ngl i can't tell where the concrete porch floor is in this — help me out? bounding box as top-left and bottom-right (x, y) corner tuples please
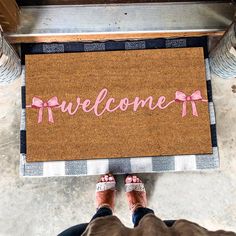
(0, 71), (235, 235)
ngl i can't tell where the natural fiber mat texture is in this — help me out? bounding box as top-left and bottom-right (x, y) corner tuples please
(25, 47), (211, 162)
(20, 37), (219, 176)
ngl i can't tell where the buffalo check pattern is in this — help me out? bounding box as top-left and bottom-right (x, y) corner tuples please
(20, 37), (219, 177)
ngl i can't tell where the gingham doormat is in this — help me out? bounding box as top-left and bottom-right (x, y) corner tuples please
(20, 37), (219, 177)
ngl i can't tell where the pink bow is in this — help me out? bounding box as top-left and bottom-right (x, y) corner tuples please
(175, 90), (203, 117)
(32, 96), (59, 123)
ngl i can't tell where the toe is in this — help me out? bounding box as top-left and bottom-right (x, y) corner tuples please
(109, 176), (114, 181)
(126, 175), (133, 183)
(132, 176), (137, 183)
(138, 177), (143, 183)
(104, 175), (109, 181)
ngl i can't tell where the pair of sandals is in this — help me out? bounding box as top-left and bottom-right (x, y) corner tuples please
(96, 174), (147, 212)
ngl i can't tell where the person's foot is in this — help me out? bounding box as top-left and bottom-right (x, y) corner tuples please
(125, 175), (147, 212)
(96, 174), (116, 211)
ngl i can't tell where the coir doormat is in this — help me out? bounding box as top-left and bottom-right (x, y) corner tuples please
(25, 47), (212, 162)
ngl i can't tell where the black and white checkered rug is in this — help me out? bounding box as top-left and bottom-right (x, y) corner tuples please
(20, 36), (219, 177)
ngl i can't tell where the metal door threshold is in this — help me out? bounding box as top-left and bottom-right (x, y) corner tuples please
(7, 2), (235, 43)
